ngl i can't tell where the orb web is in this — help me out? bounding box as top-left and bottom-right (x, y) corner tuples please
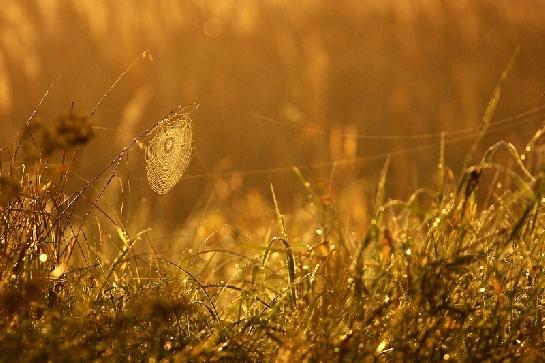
(144, 108), (193, 194)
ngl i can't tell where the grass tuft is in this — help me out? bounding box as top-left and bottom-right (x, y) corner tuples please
(3, 96), (545, 361)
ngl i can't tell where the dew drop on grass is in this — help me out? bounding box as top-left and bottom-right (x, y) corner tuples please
(39, 253), (48, 262)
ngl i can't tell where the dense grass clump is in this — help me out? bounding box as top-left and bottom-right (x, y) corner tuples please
(2, 105), (545, 362)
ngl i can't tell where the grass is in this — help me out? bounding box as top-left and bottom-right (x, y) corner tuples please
(2, 92), (545, 362)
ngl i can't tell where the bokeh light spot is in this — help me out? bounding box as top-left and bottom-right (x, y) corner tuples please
(203, 18), (223, 38)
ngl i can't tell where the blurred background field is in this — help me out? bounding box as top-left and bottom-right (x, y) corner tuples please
(1, 0), (545, 236)
(4, 2), (545, 359)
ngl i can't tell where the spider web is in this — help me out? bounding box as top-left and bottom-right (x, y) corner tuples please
(144, 108), (193, 194)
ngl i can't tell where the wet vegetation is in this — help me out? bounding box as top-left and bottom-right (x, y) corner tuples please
(2, 1), (545, 361)
(2, 86), (545, 361)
